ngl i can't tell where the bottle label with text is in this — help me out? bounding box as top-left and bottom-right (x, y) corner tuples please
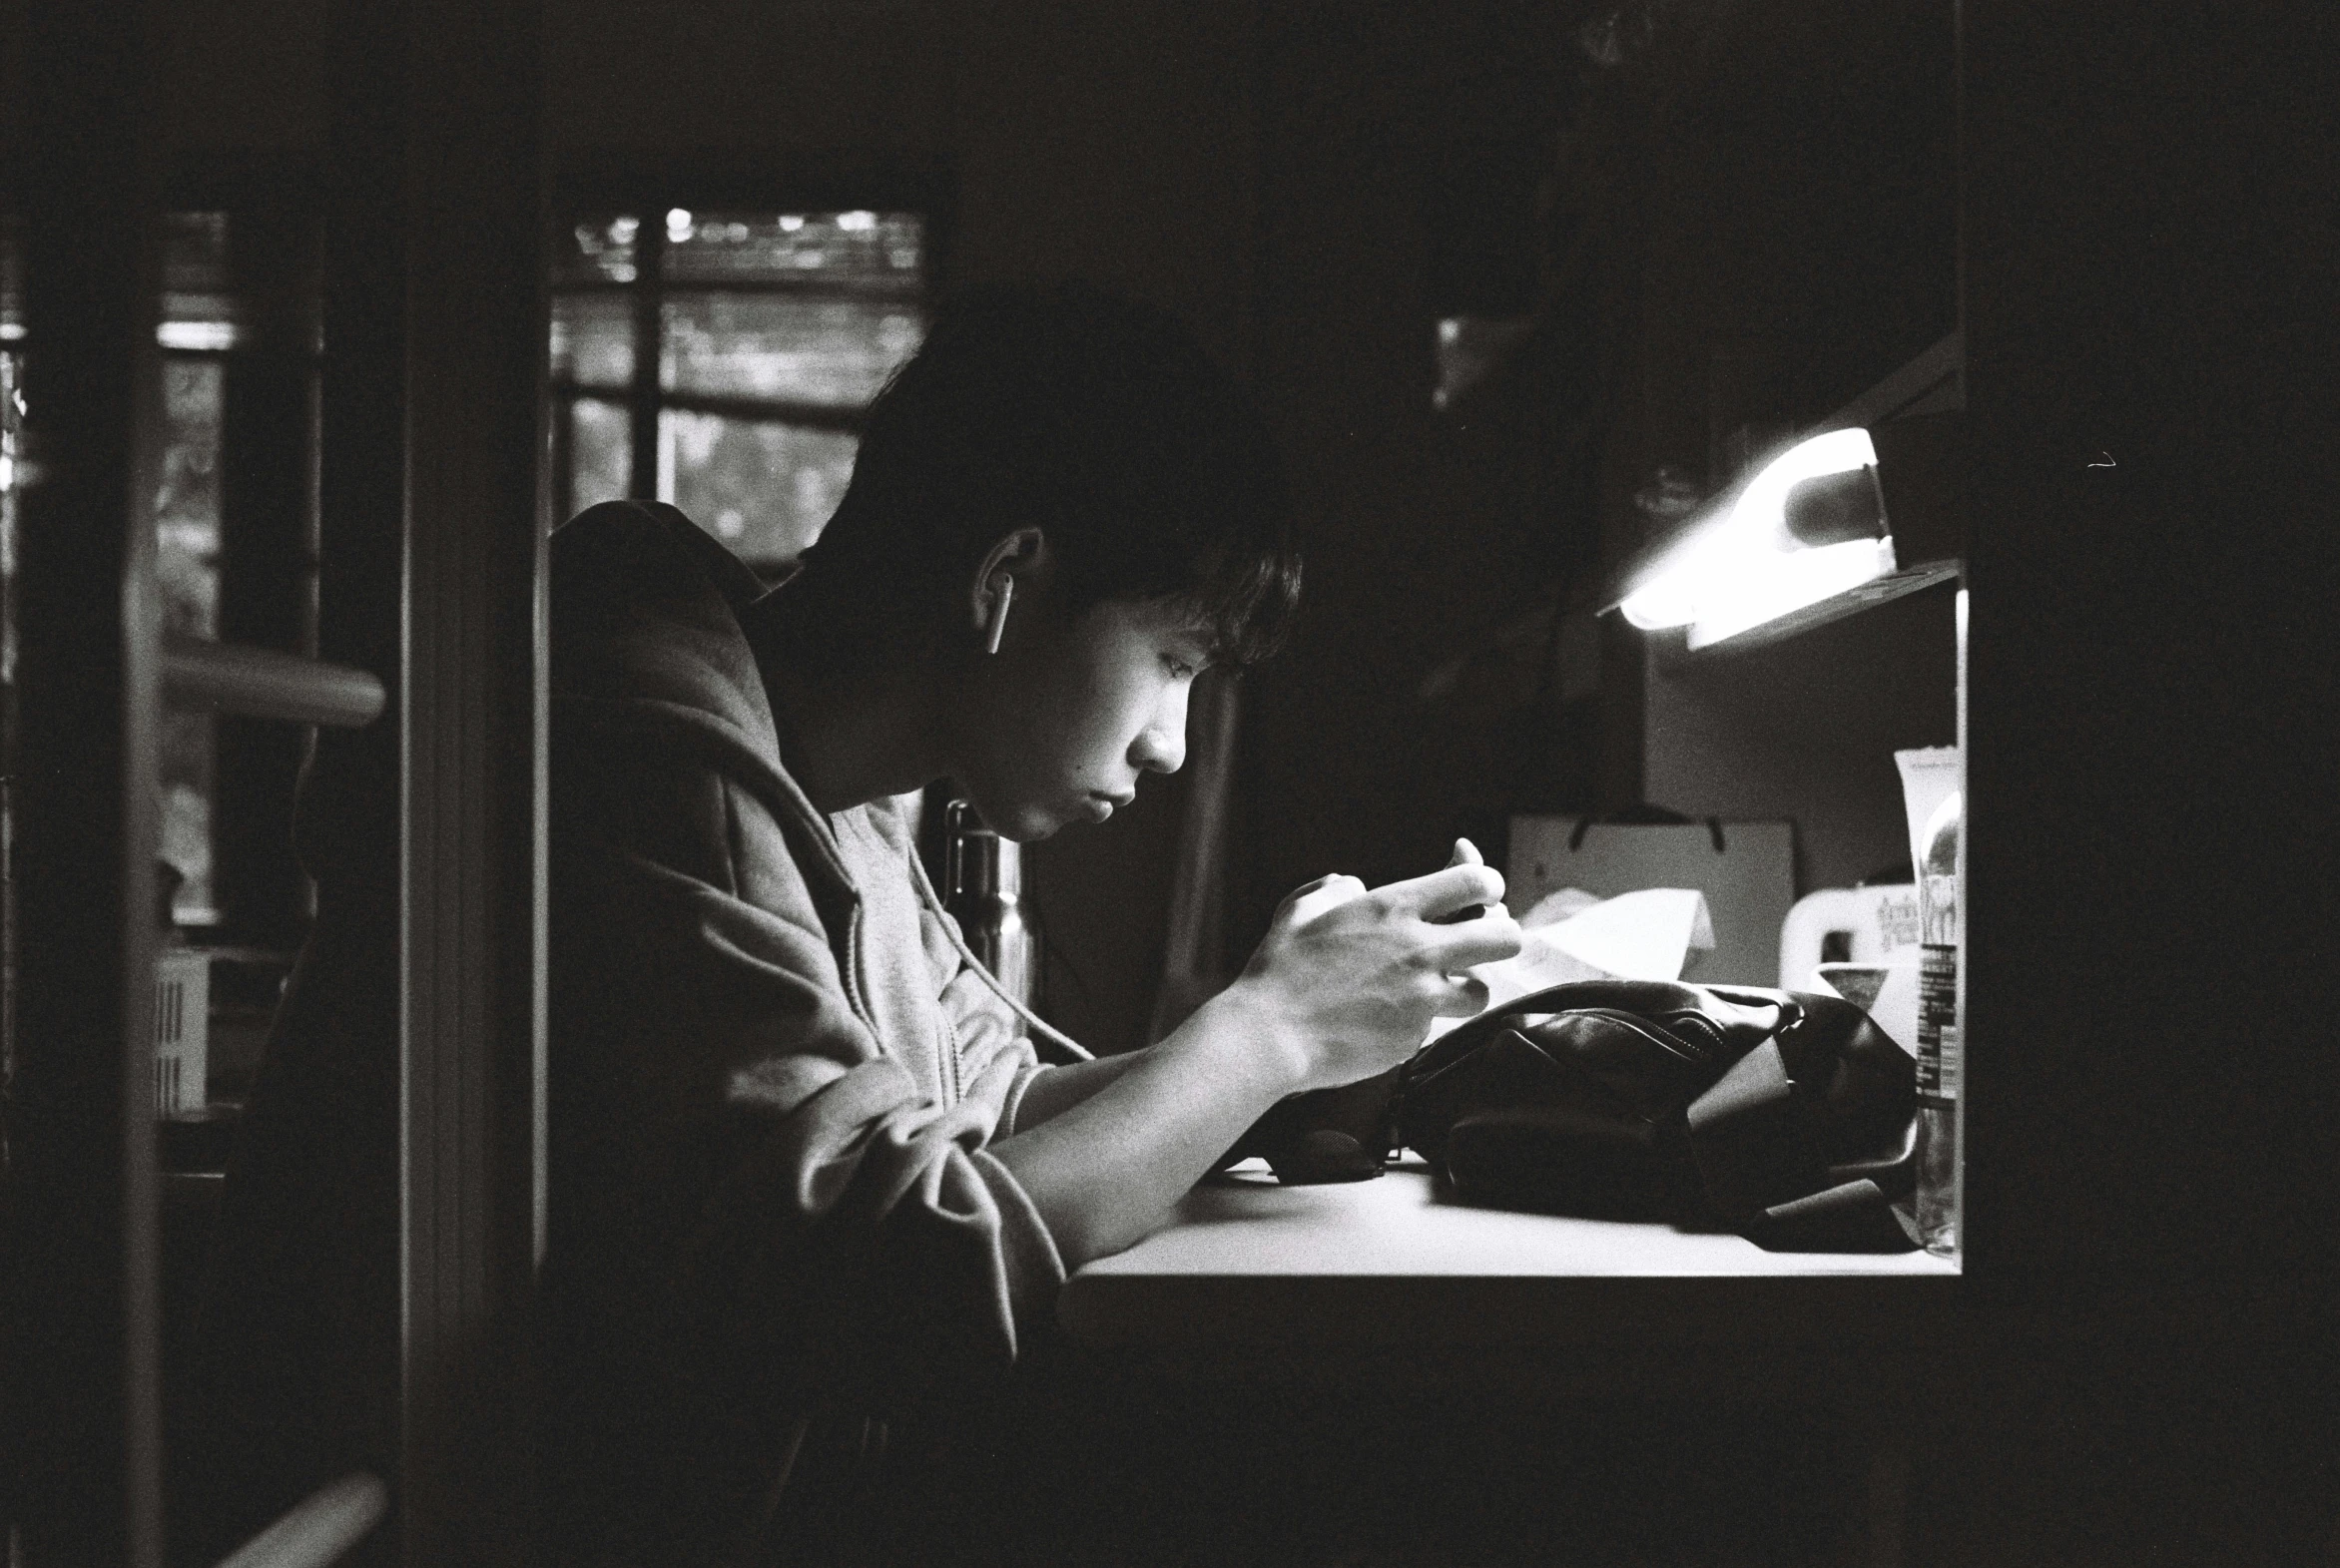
(1916, 942), (1960, 1102)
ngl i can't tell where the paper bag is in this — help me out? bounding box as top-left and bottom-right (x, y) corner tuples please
(1506, 814), (1796, 987)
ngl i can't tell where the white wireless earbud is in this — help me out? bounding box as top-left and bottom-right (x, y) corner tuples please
(982, 573), (1015, 655)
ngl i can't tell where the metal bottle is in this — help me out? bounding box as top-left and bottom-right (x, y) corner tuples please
(942, 798), (1041, 1011)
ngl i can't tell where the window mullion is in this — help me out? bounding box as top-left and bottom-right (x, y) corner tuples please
(549, 392), (575, 525)
(627, 222), (664, 502)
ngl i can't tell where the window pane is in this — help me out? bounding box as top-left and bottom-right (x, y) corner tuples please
(2, 320), (18, 1049)
(159, 711), (217, 923)
(157, 358), (223, 639)
(550, 290), (635, 388)
(659, 411), (856, 565)
(567, 396), (632, 514)
(160, 211), (240, 351)
(1, 210), (23, 345)
(662, 292), (923, 407)
(156, 356), (223, 921)
(556, 213), (641, 285)
(662, 210), (923, 290)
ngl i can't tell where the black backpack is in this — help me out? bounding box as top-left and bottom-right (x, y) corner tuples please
(1218, 980), (1922, 1253)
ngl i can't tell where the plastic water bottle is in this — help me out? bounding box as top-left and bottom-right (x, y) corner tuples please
(1913, 785), (1962, 1257)
(942, 798), (1041, 1011)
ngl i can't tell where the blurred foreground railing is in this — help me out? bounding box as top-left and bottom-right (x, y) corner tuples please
(213, 1474), (388, 1568)
(163, 635), (387, 729)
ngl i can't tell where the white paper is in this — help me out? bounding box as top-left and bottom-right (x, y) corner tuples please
(1429, 887), (1715, 1039)
(1809, 950), (1922, 1059)
(1506, 814), (1795, 987)
(1866, 954), (1922, 1058)
(1543, 887), (1714, 982)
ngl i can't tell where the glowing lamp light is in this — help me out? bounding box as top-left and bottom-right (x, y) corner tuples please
(1616, 426), (1894, 649)
(1680, 536), (1897, 647)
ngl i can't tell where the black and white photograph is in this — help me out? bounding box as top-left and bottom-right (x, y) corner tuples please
(0, 2), (2330, 1564)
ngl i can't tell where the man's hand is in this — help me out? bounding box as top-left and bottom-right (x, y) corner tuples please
(1229, 838), (1522, 1094)
(989, 842), (1518, 1265)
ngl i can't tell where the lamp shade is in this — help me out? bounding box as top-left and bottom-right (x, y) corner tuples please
(1606, 410), (1964, 652)
(1615, 427), (1892, 644)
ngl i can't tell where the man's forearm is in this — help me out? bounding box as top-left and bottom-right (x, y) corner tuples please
(1006, 1049), (1150, 1132)
(984, 982), (1305, 1268)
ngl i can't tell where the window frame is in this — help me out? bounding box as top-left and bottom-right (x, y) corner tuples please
(547, 158), (954, 558)
(149, 178), (328, 949)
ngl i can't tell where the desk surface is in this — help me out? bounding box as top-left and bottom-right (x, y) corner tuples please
(1059, 1161), (1955, 1355)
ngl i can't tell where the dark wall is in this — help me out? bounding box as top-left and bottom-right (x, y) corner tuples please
(1943, 6), (2334, 1562)
(939, 4), (1267, 1052)
(1236, 5), (1588, 951)
(1958, 0), (2334, 1332)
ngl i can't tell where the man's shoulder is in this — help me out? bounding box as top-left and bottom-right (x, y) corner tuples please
(553, 500), (765, 607)
(550, 501), (781, 751)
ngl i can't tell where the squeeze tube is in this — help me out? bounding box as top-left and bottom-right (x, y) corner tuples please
(1894, 747), (1961, 879)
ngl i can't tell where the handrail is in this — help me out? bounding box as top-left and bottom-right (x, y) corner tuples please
(212, 1473), (388, 1568)
(163, 635), (386, 728)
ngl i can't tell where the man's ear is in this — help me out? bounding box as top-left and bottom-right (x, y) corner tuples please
(967, 526), (1049, 640)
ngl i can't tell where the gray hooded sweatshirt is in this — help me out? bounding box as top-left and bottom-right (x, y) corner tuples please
(198, 499), (1088, 1565)
(540, 500), (1092, 1559)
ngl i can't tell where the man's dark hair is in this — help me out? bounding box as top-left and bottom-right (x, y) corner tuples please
(775, 279), (1301, 671)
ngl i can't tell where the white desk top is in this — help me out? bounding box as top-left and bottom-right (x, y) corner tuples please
(1058, 1161), (1955, 1354)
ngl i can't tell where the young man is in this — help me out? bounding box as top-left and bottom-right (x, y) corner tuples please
(542, 283), (1522, 1562)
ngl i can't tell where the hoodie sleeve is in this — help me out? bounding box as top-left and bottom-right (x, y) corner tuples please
(549, 720), (1064, 1412)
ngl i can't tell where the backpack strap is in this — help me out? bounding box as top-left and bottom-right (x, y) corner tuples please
(1685, 1041), (1921, 1253)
